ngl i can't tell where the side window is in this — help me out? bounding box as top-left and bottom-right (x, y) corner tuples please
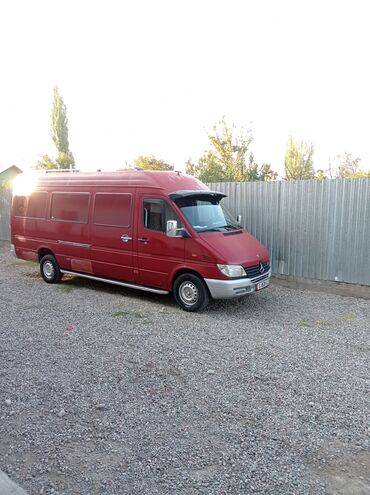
(27, 192), (47, 219)
(143, 199), (163, 232)
(143, 199), (182, 232)
(13, 192), (47, 219)
(14, 196), (28, 217)
(93, 193), (132, 227)
(51, 193), (89, 223)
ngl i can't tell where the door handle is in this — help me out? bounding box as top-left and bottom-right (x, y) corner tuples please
(121, 234), (132, 243)
(138, 237), (150, 244)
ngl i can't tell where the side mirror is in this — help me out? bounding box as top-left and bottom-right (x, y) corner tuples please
(236, 215), (242, 224)
(166, 220), (178, 237)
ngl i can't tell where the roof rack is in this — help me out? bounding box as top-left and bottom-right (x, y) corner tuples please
(44, 169), (81, 173)
(26, 169), (81, 174)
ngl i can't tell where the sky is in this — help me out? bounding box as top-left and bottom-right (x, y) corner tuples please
(0, 0), (369, 177)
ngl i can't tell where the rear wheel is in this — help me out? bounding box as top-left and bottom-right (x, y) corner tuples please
(40, 255), (63, 284)
(173, 273), (210, 312)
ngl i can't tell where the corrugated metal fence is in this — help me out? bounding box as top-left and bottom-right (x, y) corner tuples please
(0, 188), (11, 241)
(1, 180), (369, 286)
(208, 179), (370, 286)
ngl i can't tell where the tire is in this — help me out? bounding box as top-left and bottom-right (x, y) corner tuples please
(40, 254), (63, 284)
(173, 273), (210, 312)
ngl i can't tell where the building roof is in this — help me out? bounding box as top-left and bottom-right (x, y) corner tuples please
(0, 164), (23, 176)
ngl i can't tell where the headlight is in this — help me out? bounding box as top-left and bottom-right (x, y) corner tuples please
(217, 264), (245, 278)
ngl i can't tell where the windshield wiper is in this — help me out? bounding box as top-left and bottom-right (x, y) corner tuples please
(198, 225), (240, 232)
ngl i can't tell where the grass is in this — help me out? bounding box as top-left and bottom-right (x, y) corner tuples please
(61, 284), (78, 293)
(342, 312), (355, 320)
(12, 261), (36, 266)
(113, 310), (130, 317)
(314, 319), (333, 326)
(301, 312), (356, 329)
(113, 310), (143, 318)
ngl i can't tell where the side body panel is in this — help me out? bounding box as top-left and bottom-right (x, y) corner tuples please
(89, 189), (135, 282)
(11, 187), (92, 270)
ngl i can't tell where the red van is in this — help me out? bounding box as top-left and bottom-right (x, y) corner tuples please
(10, 169), (271, 311)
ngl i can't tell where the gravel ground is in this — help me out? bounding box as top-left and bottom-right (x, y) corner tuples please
(0, 241), (369, 495)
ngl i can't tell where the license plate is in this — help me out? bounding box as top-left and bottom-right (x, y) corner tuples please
(256, 279), (269, 291)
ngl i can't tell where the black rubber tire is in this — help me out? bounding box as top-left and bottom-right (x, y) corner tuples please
(173, 273), (210, 312)
(40, 254), (63, 284)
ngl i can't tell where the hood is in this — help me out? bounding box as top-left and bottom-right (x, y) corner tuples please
(199, 229), (269, 266)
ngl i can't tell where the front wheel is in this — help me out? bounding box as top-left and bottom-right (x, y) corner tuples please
(40, 254), (63, 284)
(173, 273), (210, 312)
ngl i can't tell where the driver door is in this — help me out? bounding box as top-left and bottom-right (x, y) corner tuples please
(135, 195), (185, 289)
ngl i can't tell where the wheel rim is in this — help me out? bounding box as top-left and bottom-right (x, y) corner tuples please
(179, 281), (199, 306)
(43, 261), (55, 279)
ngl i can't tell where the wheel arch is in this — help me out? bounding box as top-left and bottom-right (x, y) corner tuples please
(171, 267), (207, 291)
(38, 247), (56, 262)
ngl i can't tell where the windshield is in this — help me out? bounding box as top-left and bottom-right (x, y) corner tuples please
(174, 196), (240, 232)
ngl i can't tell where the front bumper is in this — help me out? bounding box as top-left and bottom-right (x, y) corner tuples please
(204, 270), (271, 299)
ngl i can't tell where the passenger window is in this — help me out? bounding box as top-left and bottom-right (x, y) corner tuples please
(143, 199), (163, 231)
(27, 192), (47, 218)
(14, 196), (28, 217)
(143, 199), (182, 232)
(93, 193), (132, 227)
(14, 192), (47, 219)
(51, 193), (89, 223)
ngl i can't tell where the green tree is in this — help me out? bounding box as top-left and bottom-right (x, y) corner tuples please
(186, 152), (224, 182)
(314, 169), (327, 180)
(51, 87), (75, 169)
(133, 155), (174, 171)
(185, 159), (195, 176)
(284, 135), (314, 180)
(351, 170), (370, 178)
(186, 118), (278, 182)
(35, 154), (57, 170)
(35, 87), (75, 170)
(259, 163), (278, 181)
(207, 118), (253, 181)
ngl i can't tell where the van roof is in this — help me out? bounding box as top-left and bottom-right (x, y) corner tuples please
(31, 169), (209, 195)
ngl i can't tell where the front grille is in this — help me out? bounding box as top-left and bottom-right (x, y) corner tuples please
(244, 261), (270, 279)
(250, 272), (270, 283)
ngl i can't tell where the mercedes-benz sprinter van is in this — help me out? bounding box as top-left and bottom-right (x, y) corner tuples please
(11, 169), (271, 311)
